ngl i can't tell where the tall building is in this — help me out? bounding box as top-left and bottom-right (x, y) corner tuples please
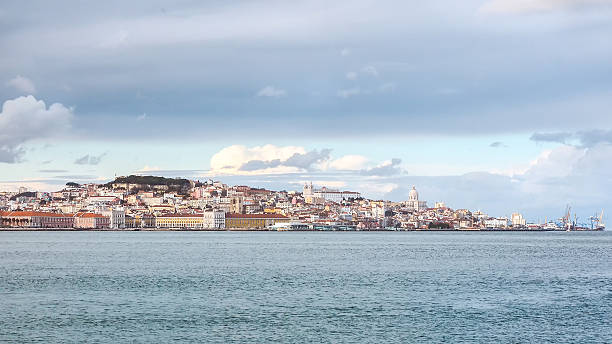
(203, 210), (225, 229)
(405, 186), (427, 211)
(511, 213), (526, 227)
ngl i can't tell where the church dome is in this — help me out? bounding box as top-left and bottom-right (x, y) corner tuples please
(408, 186), (418, 201)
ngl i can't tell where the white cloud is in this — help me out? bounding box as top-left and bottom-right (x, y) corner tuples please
(290, 180), (347, 189)
(6, 75), (36, 94)
(329, 155), (369, 170)
(257, 86), (287, 98)
(138, 165), (161, 172)
(0, 95), (73, 163)
(361, 158), (403, 176)
(345, 71), (358, 80)
(479, 0), (610, 14)
(137, 113), (147, 121)
(359, 182), (399, 195)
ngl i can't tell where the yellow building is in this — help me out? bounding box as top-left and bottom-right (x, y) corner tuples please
(156, 214), (204, 229)
(225, 213), (289, 230)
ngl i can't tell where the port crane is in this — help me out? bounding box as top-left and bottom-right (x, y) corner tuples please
(588, 210), (605, 230)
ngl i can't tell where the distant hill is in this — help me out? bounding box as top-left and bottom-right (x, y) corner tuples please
(106, 175), (192, 194)
(10, 192), (37, 200)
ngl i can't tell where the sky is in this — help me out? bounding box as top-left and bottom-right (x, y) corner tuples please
(1, 0), (612, 221)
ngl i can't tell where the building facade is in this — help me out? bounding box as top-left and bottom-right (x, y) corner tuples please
(203, 210), (225, 229)
(0, 211), (74, 228)
(74, 212), (110, 229)
(225, 213), (289, 229)
(156, 214), (204, 229)
(405, 186), (427, 211)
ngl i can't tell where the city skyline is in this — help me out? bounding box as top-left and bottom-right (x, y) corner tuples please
(2, 0), (612, 219)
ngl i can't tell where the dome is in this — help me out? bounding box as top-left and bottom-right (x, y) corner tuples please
(408, 186), (418, 201)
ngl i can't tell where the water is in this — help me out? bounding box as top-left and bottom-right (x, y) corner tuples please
(0, 231), (611, 343)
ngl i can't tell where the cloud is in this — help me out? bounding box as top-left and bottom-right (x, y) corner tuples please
(209, 145), (330, 175)
(361, 158), (403, 176)
(137, 113), (147, 120)
(239, 159), (282, 171)
(479, 0), (611, 14)
(290, 180), (348, 189)
(489, 141), (507, 148)
(284, 149), (331, 169)
(137, 165), (161, 172)
(530, 132), (573, 144)
(576, 129), (612, 147)
(340, 48), (351, 56)
(256, 86), (287, 98)
(530, 130), (612, 147)
(39, 169), (69, 173)
(329, 155), (369, 170)
(0, 95), (73, 163)
(74, 153), (106, 165)
(6, 75), (36, 94)
(345, 71), (358, 80)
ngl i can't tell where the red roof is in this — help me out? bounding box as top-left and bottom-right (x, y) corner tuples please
(225, 213), (288, 219)
(0, 211), (73, 218)
(156, 213), (203, 218)
(74, 212), (106, 218)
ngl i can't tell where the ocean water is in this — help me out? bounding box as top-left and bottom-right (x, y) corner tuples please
(0, 231), (610, 343)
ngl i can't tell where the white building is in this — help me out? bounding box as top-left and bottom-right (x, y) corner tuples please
(511, 213), (526, 227)
(405, 186), (427, 211)
(101, 208), (126, 229)
(484, 217), (509, 228)
(203, 210), (225, 229)
(303, 183), (361, 204)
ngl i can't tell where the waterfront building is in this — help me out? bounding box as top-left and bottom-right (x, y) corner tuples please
(108, 208), (125, 229)
(0, 211), (74, 228)
(225, 213), (289, 229)
(74, 212), (110, 229)
(484, 217), (509, 229)
(155, 214), (204, 229)
(203, 210), (225, 229)
(511, 213), (526, 227)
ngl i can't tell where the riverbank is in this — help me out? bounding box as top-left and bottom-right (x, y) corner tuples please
(1, 227), (602, 232)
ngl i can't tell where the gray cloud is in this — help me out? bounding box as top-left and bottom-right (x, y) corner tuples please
(39, 169), (69, 173)
(0, 1), (610, 141)
(530, 132), (573, 144)
(239, 159), (282, 171)
(361, 158), (402, 176)
(74, 153), (106, 165)
(531, 130), (612, 147)
(238, 149), (331, 172)
(284, 149), (331, 169)
(489, 141), (506, 148)
(576, 129), (612, 147)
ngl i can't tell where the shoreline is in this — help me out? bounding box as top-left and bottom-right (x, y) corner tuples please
(0, 227), (604, 232)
